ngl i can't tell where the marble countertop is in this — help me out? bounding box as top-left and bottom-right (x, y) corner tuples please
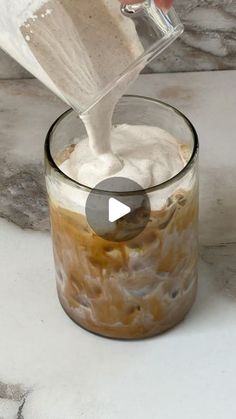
(1, 71), (236, 419)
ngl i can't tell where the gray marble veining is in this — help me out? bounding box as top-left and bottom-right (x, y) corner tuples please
(0, 79), (66, 230)
(0, 159), (48, 231)
(0, 0), (235, 78)
(0, 381), (28, 419)
(147, 0), (236, 73)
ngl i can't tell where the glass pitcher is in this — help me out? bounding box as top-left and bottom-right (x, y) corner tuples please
(0, 0), (183, 113)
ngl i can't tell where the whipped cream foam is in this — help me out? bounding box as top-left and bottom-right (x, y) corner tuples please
(60, 124), (188, 190)
(46, 122), (192, 217)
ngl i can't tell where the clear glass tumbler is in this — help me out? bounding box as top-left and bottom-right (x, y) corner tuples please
(45, 96), (199, 340)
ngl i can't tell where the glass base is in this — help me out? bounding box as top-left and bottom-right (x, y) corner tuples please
(57, 280), (197, 340)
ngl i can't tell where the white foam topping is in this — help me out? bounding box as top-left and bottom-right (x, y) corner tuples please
(60, 124), (187, 189)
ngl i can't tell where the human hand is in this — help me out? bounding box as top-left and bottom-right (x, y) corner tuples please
(120, 0), (174, 10)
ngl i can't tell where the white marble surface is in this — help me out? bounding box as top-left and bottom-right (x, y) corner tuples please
(149, 0), (236, 73)
(1, 71), (236, 418)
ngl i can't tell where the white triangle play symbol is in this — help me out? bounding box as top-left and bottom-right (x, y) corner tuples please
(108, 198), (131, 223)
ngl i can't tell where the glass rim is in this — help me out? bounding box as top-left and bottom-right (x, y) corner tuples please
(45, 95), (199, 196)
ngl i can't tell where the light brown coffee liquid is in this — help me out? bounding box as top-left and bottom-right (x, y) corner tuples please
(49, 185), (198, 339)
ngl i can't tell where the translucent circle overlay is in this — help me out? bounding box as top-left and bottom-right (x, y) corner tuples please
(85, 177), (151, 242)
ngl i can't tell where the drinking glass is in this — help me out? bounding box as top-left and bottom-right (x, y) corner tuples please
(45, 96), (199, 339)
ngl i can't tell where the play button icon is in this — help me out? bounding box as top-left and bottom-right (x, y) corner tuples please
(108, 198), (131, 223)
(85, 177), (150, 242)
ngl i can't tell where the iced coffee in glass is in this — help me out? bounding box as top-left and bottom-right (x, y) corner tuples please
(45, 96), (199, 339)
